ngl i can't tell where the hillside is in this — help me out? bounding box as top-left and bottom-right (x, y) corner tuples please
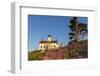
(28, 40), (88, 60)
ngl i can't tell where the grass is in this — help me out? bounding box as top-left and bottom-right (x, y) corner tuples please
(28, 50), (46, 61)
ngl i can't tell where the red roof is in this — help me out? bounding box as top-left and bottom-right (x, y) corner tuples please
(39, 40), (58, 43)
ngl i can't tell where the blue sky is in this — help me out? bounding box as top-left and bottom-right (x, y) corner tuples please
(28, 15), (87, 51)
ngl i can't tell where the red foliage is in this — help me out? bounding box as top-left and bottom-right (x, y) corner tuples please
(42, 40), (88, 60)
(43, 48), (68, 60)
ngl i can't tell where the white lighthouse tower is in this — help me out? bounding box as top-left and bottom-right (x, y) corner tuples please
(48, 35), (52, 42)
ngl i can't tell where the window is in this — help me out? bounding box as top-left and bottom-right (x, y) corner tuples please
(54, 45), (56, 48)
(51, 45), (52, 48)
(44, 46), (45, 48)
(41, 46), (42, 49)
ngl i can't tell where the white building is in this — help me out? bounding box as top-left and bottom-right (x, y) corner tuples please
(39, 35), (60, 51)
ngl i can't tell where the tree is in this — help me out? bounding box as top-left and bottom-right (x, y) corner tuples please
(69, 17), (87, 41)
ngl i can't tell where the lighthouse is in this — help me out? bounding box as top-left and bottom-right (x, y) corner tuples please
(39, 35), (60, 51)
(48, 35), (52, 42)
